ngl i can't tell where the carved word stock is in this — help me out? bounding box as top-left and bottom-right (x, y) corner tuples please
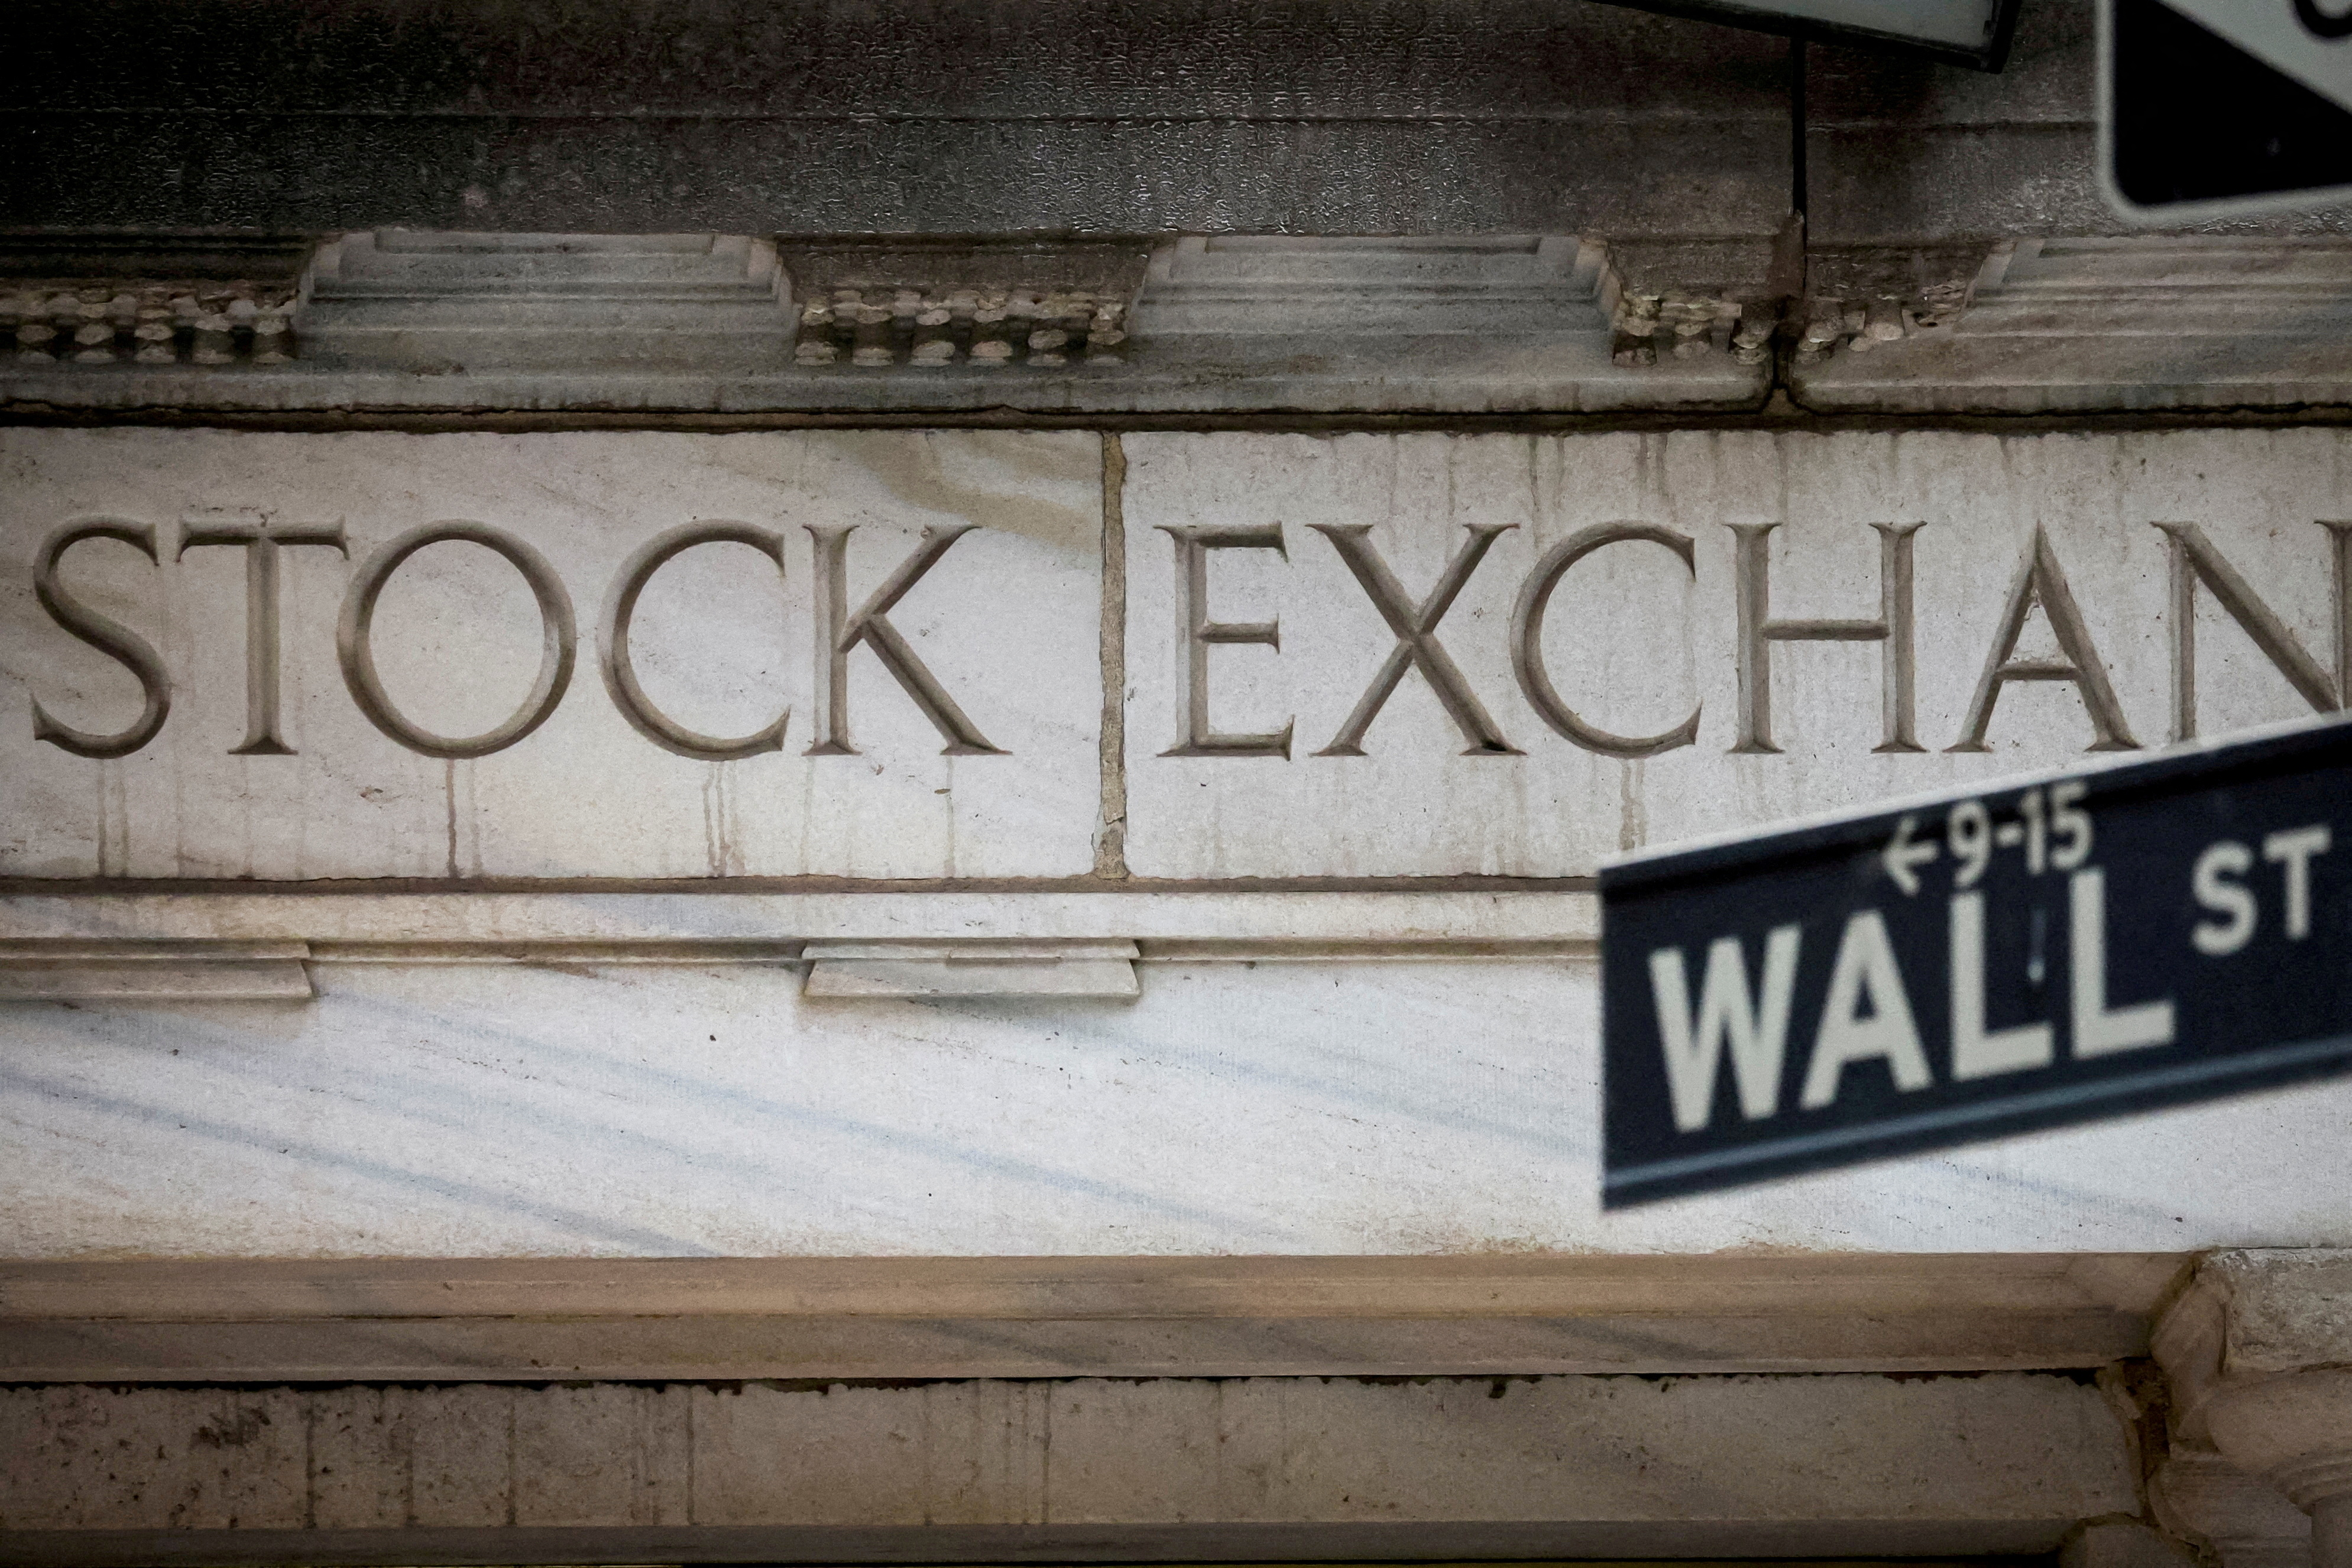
(27, 514), (2352, 763)
(31, 517), (996, 760)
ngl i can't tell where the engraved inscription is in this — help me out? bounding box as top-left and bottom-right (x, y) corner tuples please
(18, 430), (2352, 891)
(2160, 520), (2352, 741)
(25, 515), (1013, 764)
(1312, 522), (1518, 757)
(31, 519), (170, 759)
(28, 507), (2352, 768)
(1116, 431), (2352, 880)
(1951, 526), (2138, 754)
(338, 522), (579, 760)
(1730, 520), (1923, 756)
(602, 521), (789, 761)
(178, 515), (348, 756)
(1, 428), (1104, 882)
(806, 524), (1002, 757)
(1511, 523), (1700, 760)
(1146, 513), (2352, 762)
(1158, 524), (1293, 759)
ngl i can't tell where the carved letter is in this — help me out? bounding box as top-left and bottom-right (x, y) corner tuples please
(338, 522), (577, 759)
(601, 521), (789, 761)
(1950, 526), (2139, 753)
(1509, 522), (1699, 758)
(1729, 520), (1923, 754)
(178, 517), (349, 755)
(31, 518), (171, 759)
(1159, 524), (1294, 758)
(2160, 521), (2347, 741)
(1311, 523), (1518, 756)
(804, 525), (1000, 757)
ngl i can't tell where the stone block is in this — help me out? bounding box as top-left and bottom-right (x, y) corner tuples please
(2065, 1518), (2207, 1568)
(7, 955), (2352, 1259)
(1120, 428), (2352, 877)
(0, 1252), (2182, 1384)
(0, 428), (1104, 879)
(0, 1372), (2138, 1559)
(1, 1385), (309, 1531)
(1792, 238), (2352, 413)
(4, 0), (1790, 238)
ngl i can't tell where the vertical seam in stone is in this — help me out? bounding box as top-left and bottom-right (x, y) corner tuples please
(302, 1390), (316, 1531)
(1095, 431), (1130, 879)
(505, 1384), (517, 1527)
(443, 758), (459, 880)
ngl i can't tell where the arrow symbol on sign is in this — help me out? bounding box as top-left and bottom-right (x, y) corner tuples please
(1883, 814), (1938, 896)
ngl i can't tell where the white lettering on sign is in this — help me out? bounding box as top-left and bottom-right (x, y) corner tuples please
(2069, 866), (2177, 1058)
(2265, 824), (2334, 938)
(1648, 926), (1802, 1132)
(1643, 793), (2346, 1130)
(1801, 909), (1932, 1109)
(2192, 825), (2335, 951)
(1949, 888), (2055, 1080)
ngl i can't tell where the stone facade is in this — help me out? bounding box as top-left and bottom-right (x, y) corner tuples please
(9, 0), (2352, 1562)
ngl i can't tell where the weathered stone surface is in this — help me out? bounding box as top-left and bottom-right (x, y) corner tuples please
(0, 231), (1771, 416)
(1805, 0), (2352, 242)
(0, 429), (1104, 879)
(0, 1251), (2181, 1384)
(4, 0), (1790, 238)
(2065, 1519), (2207, 1568)
(0, 1252), (2179, 1382)
(2153, 1448), (2316, 1568)
(2156, 1249), (2352, 1568)
(5, 955), (2352, 1258)
(0, 1372), (2137, 1559)
(1791, 238), (2352, 413)
(1121, 429), (2352, 877)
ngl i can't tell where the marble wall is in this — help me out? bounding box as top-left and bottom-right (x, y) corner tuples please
(4, 426), (2349, 1257)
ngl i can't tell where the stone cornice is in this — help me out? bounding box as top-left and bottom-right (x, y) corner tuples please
(1795, 239), (2352, 413)
(0, 229), (1767, 414)
(0, 234), (311, 369)
(9, 231), (2352, 416)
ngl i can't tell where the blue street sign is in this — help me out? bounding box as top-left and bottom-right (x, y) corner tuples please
(1601, 718), (2352, 1208)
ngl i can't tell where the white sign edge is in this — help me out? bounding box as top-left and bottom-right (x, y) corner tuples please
(2097, 0), (2352, 225)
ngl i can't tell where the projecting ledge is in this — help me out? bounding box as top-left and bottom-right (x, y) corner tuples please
(802, 938), (1141, 998)
(0, 940), (312, 1002)
(0, 889), (1598, 957)
(0, 1253), (2186, 1384)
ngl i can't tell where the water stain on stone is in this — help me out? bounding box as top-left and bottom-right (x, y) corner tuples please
(812, 431), (1097, 555)
(192, 1407), (270, 1448)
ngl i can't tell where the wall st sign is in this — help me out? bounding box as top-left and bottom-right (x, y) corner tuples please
(1602, 719), (2351, 1205)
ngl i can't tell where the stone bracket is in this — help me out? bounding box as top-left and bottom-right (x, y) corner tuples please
(802, 938), (1141, 999)
(0, 939), (313, 1003)
(2153, 1249), (2352, 1568)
